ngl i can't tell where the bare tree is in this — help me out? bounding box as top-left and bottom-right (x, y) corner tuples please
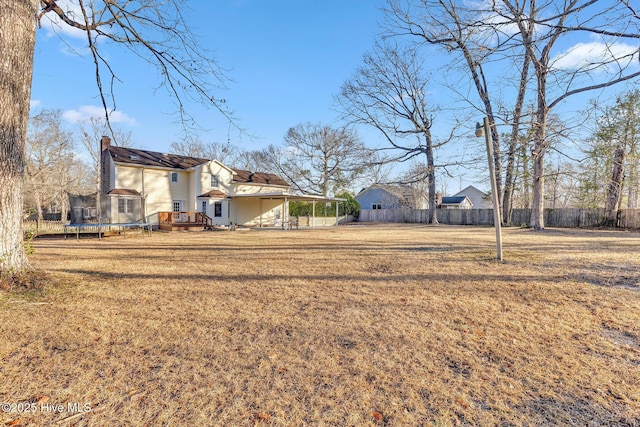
(169, 137), (241, 166)
(339, 42), (451, 223)
(274, 123), (372, 197)
(25, 110), (75, 223)
(1, 1), (230, 278)
(498, 0), (640, 229)
(169, 137), (209, 158)
(384, 0), (532, 224)
(385, 0), (640, 229)
(589, 90), (640, 223)
(25, 110), (92, 224)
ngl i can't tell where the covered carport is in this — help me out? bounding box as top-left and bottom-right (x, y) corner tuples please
(230, 193), (346, 229)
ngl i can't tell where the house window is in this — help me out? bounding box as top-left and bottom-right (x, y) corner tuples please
(211, 174), (219, 187)
(201, 201), (207, 215)
(372, 204), (382, 210)
(171, 172), (178, 183)
(214, 201), (222, 218)
(172, 201), (182, 212)
(82, 207), (97, 219)
(118, 198), (136, 214)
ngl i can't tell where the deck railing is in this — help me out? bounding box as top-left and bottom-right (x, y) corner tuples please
(158, 211), (212, 227)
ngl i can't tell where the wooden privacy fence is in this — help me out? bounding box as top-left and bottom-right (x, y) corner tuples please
(294, 215), (354, 227)
(359, 208), (640, 229)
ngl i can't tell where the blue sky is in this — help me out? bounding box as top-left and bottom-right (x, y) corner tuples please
(31, 1), (388, 154)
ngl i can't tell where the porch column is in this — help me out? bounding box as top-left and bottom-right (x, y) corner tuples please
(283, 197), (288, 229)
(312, 201), (316, 229)
(260, 198), (263, 227)
(335, 201), (339, 227)
(235, 199), (238, 226)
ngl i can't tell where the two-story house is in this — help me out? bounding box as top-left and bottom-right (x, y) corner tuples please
(96, 136), (292, 229)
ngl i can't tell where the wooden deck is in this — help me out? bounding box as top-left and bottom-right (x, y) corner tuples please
(158, 212), (212, 231)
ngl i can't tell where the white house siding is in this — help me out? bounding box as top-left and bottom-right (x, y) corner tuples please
(114, 164), (143, 193)
(198, 198), (230, 226)
(227, 183), (288, 226)
(192, 162), (236, 225)
(195, 162), (233, 198)
(232, 183), (287, 195)
(231, 198), (284, 226)
(356, 188), (400, 210)
(114, 165), (193, 221)
(454, 186), (491, 209)
(105, 196), (141, 224)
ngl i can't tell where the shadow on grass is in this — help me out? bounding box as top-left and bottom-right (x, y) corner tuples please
(518, 394), (639, 426)
(59, 268), (566, 287)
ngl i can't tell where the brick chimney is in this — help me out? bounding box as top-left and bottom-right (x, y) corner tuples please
(100, 135), (111, 152)
(99, 136), (111, 195)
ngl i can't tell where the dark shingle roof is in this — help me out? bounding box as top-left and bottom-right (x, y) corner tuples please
(107, 146), (209, 169)
(232, 169), (289, 187)
(106, 146), (290, 187)
(441, 196), (467, 205)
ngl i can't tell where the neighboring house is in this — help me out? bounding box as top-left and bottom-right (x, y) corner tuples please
(87, 136), (299, 228)
(439, 196), (473, 209)
(454, 185), (492, 209)
(356, 184), (428, 210)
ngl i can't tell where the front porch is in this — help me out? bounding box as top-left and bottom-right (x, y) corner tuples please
(158, 211), (212, 231)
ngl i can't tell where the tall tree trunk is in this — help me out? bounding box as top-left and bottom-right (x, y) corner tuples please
(604, 146), (626, 226)
(530, 100), (548, 230)
(0, 1), (38, 275)
(503, 150), (516, 224)
(530, 153), (545, 229)
(60, 190), (68, 223)
(503, 52), (531, 225)
(425, 139), (438, 224)
(458, 45), (503, 213)
(529, 41), (551, 231)
(35, 193), (43, 230)
(427, 167), (438, 224)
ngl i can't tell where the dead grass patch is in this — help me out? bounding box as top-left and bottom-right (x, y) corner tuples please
(1, 224), (639, 426)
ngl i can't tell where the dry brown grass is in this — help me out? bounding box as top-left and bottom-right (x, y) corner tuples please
(1, 224), (639, 426)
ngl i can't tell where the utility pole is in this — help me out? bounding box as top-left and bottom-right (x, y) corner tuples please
(476, 118), (503, 261)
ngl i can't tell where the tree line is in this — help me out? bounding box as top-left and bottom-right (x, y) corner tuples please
(337, 0), (640, 229)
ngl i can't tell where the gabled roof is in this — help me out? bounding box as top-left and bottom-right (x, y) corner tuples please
(441, 196), (470, 205)
(198, 189), (229, 199)
(232, 169), (289, 187)
(107, 188), (140, 196)
(454, 185), (487, 197)
(107, 146), (209, 169)
(357, 184), (419, 199)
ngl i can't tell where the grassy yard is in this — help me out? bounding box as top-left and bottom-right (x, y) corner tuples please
(1, 224), (639, 426)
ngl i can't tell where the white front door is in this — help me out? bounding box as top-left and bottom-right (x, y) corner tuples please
(172, 200), (184, 222)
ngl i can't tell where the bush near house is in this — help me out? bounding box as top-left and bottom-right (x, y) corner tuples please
(336, 191), (360, 219)
(288, 192), (360, 219)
